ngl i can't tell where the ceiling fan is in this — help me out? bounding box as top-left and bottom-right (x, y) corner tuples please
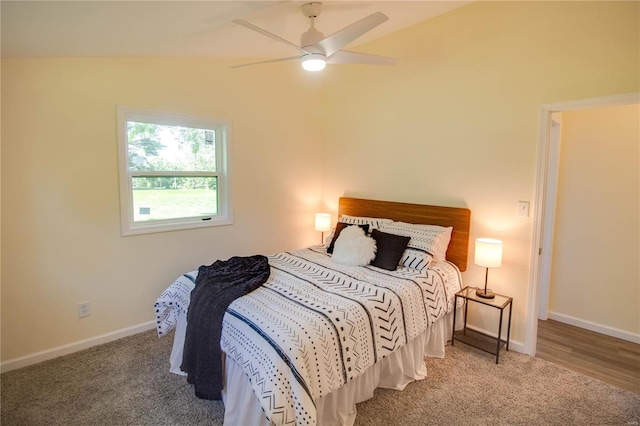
(232, 2), (397, 71)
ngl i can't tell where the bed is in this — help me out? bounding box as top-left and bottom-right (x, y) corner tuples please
(155, 197), (471, 425)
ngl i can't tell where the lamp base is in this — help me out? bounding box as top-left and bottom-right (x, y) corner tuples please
(476, 288), (496, 299)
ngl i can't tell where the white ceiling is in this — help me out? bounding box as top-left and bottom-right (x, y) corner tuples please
(1, 1), (470, 59)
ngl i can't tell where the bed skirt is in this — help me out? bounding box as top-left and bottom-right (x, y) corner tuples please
(221, 307), (462, 426)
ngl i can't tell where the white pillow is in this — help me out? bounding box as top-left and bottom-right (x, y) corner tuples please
(331, 225), (377, 266)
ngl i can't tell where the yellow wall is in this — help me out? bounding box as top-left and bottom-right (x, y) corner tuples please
(550, 104), (639, 334)
(321, 1), (639, 343)
(2, 1), (639, 362)
(1, 58), (324, 361)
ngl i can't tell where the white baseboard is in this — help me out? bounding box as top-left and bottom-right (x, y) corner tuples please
(547, 311), (640, 344)
(1, 321), (157, 373)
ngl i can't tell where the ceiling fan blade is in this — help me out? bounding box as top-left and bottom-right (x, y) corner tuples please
(232, 19), (309, 55)
(327, 50), (397, 66)
(316, 12), (388, 57)
(231, 56), (299, 69)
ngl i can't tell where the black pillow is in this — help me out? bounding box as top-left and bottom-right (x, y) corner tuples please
(327, 222), (370, 254)
(370, 229), (411, 271)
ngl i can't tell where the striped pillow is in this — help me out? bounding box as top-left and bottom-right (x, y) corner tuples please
(379, 221), (453, 270)
(324, 215), (390, 246)
(338, 215), (392, 234)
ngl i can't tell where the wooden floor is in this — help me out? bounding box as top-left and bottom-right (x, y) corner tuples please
(536, 319), (640, 394)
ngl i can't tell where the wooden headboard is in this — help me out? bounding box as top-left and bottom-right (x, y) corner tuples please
(338, 197), (471, 271)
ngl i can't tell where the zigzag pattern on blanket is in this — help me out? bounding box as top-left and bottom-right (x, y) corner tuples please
(220, 247), (455, 425)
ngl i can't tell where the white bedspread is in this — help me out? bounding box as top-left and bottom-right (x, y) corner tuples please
(155, 246), (462, 425)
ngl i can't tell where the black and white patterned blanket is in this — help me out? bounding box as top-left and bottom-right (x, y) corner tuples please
(155, 246), (461, 425)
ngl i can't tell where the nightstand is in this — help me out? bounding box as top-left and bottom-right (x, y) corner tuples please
(451, 286), (513, 364)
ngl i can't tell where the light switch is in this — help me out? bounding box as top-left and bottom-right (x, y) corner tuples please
(518, 201), (530, 217)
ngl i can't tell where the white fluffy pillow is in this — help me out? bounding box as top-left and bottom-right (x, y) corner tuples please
(331, 225), (377, 266)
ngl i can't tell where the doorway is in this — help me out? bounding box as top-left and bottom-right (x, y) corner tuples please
(524, 92), (640, 356)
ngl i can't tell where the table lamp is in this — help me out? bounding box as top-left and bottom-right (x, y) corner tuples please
(315, 213), (331, 244)
(475, 238), (503, 299)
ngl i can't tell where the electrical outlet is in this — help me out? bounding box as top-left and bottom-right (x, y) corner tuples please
(78, 301), (90, 318)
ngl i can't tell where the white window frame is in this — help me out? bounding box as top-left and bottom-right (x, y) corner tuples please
(117, 105), (232, 236)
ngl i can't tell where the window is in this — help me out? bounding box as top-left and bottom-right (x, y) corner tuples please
(117, 106), (232, 235)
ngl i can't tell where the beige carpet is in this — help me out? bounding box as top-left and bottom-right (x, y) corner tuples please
(2, 330), (639, 425)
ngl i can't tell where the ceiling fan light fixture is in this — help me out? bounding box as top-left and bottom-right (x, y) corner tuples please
(301, 53), (326, 71)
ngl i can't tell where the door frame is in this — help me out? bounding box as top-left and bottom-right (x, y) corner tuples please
(537, 114), (562, 321)
(524, 92), (640, 356)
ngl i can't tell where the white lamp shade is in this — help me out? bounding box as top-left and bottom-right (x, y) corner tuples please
(475, 238), (503, 268)
(315, 213), (331, 232)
